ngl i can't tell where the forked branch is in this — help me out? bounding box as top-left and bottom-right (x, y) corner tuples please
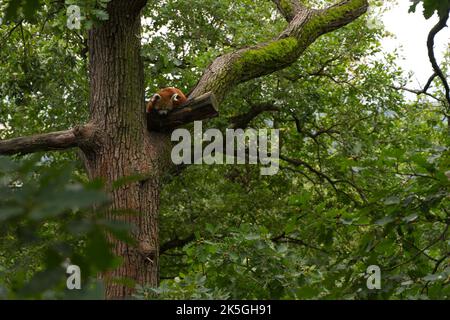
(190, 0), (369, 103)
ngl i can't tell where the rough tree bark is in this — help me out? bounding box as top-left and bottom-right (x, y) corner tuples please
(83, 0), (169, 298)
(0, 0), (368, 299)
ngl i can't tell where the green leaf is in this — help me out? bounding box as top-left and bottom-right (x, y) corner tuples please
(384, 196), (401, 205)
(402, 213), (419, 223)
(375, 216), (395, 226)
(423, 273), (445, 282)
(244, 233), (260, 241)
(409, 0), (421, 13)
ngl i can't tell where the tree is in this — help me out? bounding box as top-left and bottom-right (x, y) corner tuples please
(0, 0), (369, 299)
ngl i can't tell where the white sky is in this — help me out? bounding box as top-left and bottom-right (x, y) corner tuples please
(381, 0), (450, 87)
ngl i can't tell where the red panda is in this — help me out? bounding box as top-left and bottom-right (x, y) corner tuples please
(146, 87), (188, 115)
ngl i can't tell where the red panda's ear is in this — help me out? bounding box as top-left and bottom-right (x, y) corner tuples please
(171, 93), (180, 102)
(151, 93), (161, 102)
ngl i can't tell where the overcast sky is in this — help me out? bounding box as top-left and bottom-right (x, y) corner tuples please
(381, 0), (450, 87)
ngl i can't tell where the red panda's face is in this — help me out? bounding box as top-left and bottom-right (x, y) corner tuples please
(147, 87), (187, 115)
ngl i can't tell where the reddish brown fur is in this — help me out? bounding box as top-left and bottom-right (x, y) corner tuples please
(146, 87), (187, 114)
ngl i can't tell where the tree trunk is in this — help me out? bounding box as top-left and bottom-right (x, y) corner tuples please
(83, 0), (170, 299)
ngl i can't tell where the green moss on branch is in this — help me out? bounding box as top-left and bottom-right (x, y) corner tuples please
(237, 37), (299, 75)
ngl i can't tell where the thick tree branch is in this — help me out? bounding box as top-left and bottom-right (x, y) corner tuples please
(427, 9), (450, 108)
(190, 0), (368, 103)
(0, 123), (99, 155)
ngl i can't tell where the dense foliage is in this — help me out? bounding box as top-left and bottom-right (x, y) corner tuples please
(0, 0), (449, 299)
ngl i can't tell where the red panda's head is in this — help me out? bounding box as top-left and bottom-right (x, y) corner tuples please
(147, 87), (187, 115)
